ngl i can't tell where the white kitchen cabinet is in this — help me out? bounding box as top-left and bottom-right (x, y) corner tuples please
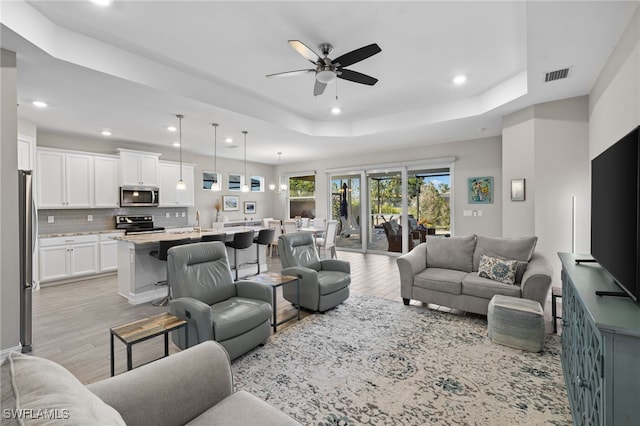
(94, 156), (120, 208)
(39, 235), (99, 283)
(36, 149), (93, 209)
(99, 233), (121, 272)
(119, 149), (159, 186)
(158, 162), (194, 206)
(17, 135), (35, 170)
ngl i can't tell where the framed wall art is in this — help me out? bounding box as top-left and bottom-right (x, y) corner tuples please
(223, 195), (239, 211)
(511, 178), (526, 201)
(468, 176), (493, 204)
(244, 201), (256, 214)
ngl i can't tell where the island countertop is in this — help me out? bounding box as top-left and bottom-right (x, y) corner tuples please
(114, 226), (263, 244)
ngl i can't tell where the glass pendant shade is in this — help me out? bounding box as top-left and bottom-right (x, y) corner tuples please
(176, 114), (186, 191)
(211, 123), (221, 192)
(241, 130), (249, 192)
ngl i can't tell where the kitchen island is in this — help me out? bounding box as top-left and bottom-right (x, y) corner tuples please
(115, 227), (267, 305)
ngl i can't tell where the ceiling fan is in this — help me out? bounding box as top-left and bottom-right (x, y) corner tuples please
(266, 40), (382, 96)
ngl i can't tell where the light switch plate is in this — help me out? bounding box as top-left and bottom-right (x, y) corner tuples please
(166, 212), (170, 218)
(47, 216), (54, 223)
(87, 215), (93, 222)
(181, 212), (185, 217)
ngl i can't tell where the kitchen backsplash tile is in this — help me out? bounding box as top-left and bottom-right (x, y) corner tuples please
(38, 207), (188, 235)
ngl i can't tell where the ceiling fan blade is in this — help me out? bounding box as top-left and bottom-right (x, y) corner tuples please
(313, 79), (327, 96)
(266, 69), (315, 78)
(332, 43), (381, 68)
(288, 40), (321, 65)
(337, 68), (379, 86)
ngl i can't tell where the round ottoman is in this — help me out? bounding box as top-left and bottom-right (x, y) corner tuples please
(487, 295), (545, 352)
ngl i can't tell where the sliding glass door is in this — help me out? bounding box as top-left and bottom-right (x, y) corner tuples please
(328, 162), (451, 255)
(367, 169), (405, 253)
(330, 174), (362, 250)
(406, 168), (451, 237)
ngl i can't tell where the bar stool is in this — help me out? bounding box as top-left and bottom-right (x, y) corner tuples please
(225, 231), (255, 280)
(200, 233), (227, 243)
(252, 228), (275, 275)
(150, 238), (191, 306)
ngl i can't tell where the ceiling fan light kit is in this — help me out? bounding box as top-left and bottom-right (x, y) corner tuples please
(266, 40), (381, 96)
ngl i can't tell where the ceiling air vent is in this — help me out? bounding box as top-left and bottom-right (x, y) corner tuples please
(544, 68), (570, 82)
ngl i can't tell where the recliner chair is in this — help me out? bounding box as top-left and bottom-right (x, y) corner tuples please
(167, 241), (272, 360)
(278, 232), (351, 312)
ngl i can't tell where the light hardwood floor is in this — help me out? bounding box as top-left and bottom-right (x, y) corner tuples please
(31, 250), (556, 384)
(31, 251), (403, 384)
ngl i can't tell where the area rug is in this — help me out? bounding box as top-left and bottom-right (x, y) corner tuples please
(232, 295), (572, 425)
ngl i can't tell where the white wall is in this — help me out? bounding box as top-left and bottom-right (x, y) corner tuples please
(502, 107), (536, 237)
(277, 136), (503, 237)
(502, 97), (590, 288)
(1, 49), (21, 353)
(590, 7), (640, 158)
(534, 97), (591, 282)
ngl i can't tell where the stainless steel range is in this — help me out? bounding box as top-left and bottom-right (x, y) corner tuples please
(115, 215), (165, 235)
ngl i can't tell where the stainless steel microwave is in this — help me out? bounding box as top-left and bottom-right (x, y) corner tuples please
(120, 186), (159, 207)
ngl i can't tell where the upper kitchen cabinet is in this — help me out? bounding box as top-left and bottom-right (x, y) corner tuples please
(94, 155), (120, 208)
(158, 161), (195, 206)
(36, 148), (93, 209)
(17, 134), (35, 170)
(119, 149), (160, 186)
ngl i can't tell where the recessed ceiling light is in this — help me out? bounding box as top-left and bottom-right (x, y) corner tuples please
(101, 130), (112, 136)
(32, 101), (47, 108)
(453, 75), (467, 85)
(173, 142), (180, 147)
(225, 138), (233, 143)
(90, 0), (112, 6)
(331, 107), (342, 115)
(167, 126), (177, 132)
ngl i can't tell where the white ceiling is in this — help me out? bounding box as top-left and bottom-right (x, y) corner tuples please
(1, 0), (638, 164)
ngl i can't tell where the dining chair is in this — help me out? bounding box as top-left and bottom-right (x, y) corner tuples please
(315, 220), (338, 259)
(282, 219), (298, 234)
(267, 220), (282, 256)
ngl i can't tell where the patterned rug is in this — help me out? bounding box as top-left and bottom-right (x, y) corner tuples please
(232, 295), (572, 425)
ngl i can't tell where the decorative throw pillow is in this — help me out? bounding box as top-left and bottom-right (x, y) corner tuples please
(1, 351), (125, 425)
(478, 254), (518, 285)
(486, 252), (528, 283)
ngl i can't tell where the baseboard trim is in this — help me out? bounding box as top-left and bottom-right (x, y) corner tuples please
(0, 344), (23, 361)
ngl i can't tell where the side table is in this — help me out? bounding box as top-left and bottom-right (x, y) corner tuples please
(246, 272), (300, 332)
(110, 312), (187, 376)
(551, 286), (562, 334)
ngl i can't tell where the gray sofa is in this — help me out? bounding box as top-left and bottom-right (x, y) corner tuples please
(397, 235), (553, 315)
(1, 341), (299, 426)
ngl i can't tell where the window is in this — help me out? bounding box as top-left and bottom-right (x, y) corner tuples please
(250, 176), (265, 192)
(288, 175), (315, 218)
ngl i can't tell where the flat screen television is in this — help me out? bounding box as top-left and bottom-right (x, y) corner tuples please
(591, 125), (640, 303)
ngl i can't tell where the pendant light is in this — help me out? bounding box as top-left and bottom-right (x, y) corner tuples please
(175, 114), (186, 191)
(270, 152), (287, 194)
(211, 123), (221, 192)
(241, 130), (250, 192)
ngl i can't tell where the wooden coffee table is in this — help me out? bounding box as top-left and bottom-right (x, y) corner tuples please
(110, 312), (187, 376)
(246, 272), (300, 332)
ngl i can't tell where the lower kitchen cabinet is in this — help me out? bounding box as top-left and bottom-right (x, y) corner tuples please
(99, 233), (120, 272)
(39, 235), (99, 283)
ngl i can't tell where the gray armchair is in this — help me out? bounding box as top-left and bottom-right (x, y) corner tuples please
(278, 232), (351, 312)
(167, 241), (272, 360)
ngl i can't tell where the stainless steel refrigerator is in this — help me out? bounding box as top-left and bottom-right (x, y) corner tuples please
(19, 169), (35, 353)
